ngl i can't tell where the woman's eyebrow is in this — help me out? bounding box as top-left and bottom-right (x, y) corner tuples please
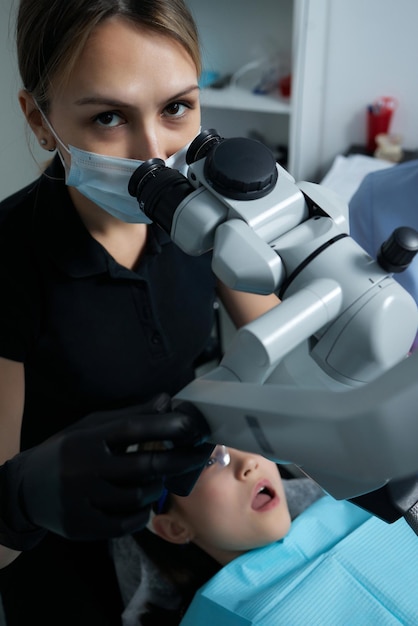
(73, 85), (200, 108)
(73, 96), (134, 107)
(164, 84), (200, 101)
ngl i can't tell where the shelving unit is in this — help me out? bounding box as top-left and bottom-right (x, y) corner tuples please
(186, 0), (294, 167)
(185, 0), (329, 181)
(200, 85), (291, 115)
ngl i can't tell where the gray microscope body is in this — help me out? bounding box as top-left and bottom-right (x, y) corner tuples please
(129, 131), (418, 530)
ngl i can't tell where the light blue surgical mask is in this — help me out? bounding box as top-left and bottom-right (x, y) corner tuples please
(63, 143), (191, 223)
(39, 109), (195, 223)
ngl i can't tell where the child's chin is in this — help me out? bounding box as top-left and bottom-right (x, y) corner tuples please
(254, 531), (288, 549)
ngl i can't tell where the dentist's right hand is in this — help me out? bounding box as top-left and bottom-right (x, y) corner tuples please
(0, 393), (212, 550)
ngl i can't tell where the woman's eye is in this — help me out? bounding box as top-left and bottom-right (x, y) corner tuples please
(163, 102), (189, 118)
(205, 456), (218, 469)
(94, 111), (125, 127)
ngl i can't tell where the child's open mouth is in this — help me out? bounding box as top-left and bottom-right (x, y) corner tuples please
(251, 482), (277, 511)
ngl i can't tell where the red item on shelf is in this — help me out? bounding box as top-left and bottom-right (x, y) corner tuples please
(279, 74), (291, 98)
(366, 96), (398, 153)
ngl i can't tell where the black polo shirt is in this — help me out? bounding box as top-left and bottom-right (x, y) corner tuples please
(0, 157), (217, 625)
(0, 156), (217, 449)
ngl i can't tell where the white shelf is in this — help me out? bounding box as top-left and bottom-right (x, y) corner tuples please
(200, 85), (292, 115)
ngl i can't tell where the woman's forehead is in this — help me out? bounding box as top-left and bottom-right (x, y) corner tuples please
(51, 17), (198, 104)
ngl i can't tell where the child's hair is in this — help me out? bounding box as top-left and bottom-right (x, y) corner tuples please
(133, 516), (221, 625)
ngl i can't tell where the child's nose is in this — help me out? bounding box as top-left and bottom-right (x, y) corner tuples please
(236, 453), (259, 479)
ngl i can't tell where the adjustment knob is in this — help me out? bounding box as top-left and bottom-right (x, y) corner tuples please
(204, 137), (278, 200)
(378, 226), (418, 273)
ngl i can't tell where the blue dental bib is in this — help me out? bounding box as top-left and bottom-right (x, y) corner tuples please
(181, 496), (418, 625)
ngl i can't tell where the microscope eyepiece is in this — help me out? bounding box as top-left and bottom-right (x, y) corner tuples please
(128, 158), (194, 233)
(128, 158), (165, 200)
(186, 129), (223, 164)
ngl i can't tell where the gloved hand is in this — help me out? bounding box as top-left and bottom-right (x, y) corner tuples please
(0, 394), (212, 550)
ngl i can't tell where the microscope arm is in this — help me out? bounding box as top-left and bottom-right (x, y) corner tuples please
(174, 348), (418, 507)
(129, 131), (418, 530)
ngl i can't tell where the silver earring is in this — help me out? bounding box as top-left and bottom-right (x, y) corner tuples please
(40, 138), (47, 146)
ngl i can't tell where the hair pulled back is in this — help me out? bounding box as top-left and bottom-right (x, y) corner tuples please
(16, 0), (201, 111)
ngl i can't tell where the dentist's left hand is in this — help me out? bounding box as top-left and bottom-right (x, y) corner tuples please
(0, 393), (212, 548)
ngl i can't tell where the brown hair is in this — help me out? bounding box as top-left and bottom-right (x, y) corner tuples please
(133, 526), (221, 624)
(16, 0), (201, 112)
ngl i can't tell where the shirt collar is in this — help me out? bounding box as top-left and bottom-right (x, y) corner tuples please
(33, 156), (171, 278)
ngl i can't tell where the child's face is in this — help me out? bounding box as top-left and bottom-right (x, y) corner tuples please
(157, 447), (291, 565)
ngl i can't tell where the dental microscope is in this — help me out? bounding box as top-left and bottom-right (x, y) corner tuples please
(129, 130), (418, 534)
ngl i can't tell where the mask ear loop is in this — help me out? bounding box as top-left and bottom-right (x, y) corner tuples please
(36, 103), (71, 165)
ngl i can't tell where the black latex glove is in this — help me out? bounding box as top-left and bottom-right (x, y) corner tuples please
(0, 394), (212, 550)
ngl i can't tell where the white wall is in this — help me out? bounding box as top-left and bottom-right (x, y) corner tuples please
(1, 0), (418, 201)
(187, 0), (294, 153)
(0, 0), (46, 201)
(317, 0), (418, 178)
(186, 0), (293, 77)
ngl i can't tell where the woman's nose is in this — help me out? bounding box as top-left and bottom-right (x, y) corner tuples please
(129, 127), (165, 161)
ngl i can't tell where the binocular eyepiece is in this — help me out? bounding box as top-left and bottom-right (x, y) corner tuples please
(127, 129), (222, 231)
(128, 129), (279, 233)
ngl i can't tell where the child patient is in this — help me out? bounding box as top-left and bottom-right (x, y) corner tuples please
(117, 446), (418, 625)
(150, 445), (292, 565)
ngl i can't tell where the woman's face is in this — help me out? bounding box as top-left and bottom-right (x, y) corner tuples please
(169, 447), (291, 565)
(45, 16), (201, 162)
